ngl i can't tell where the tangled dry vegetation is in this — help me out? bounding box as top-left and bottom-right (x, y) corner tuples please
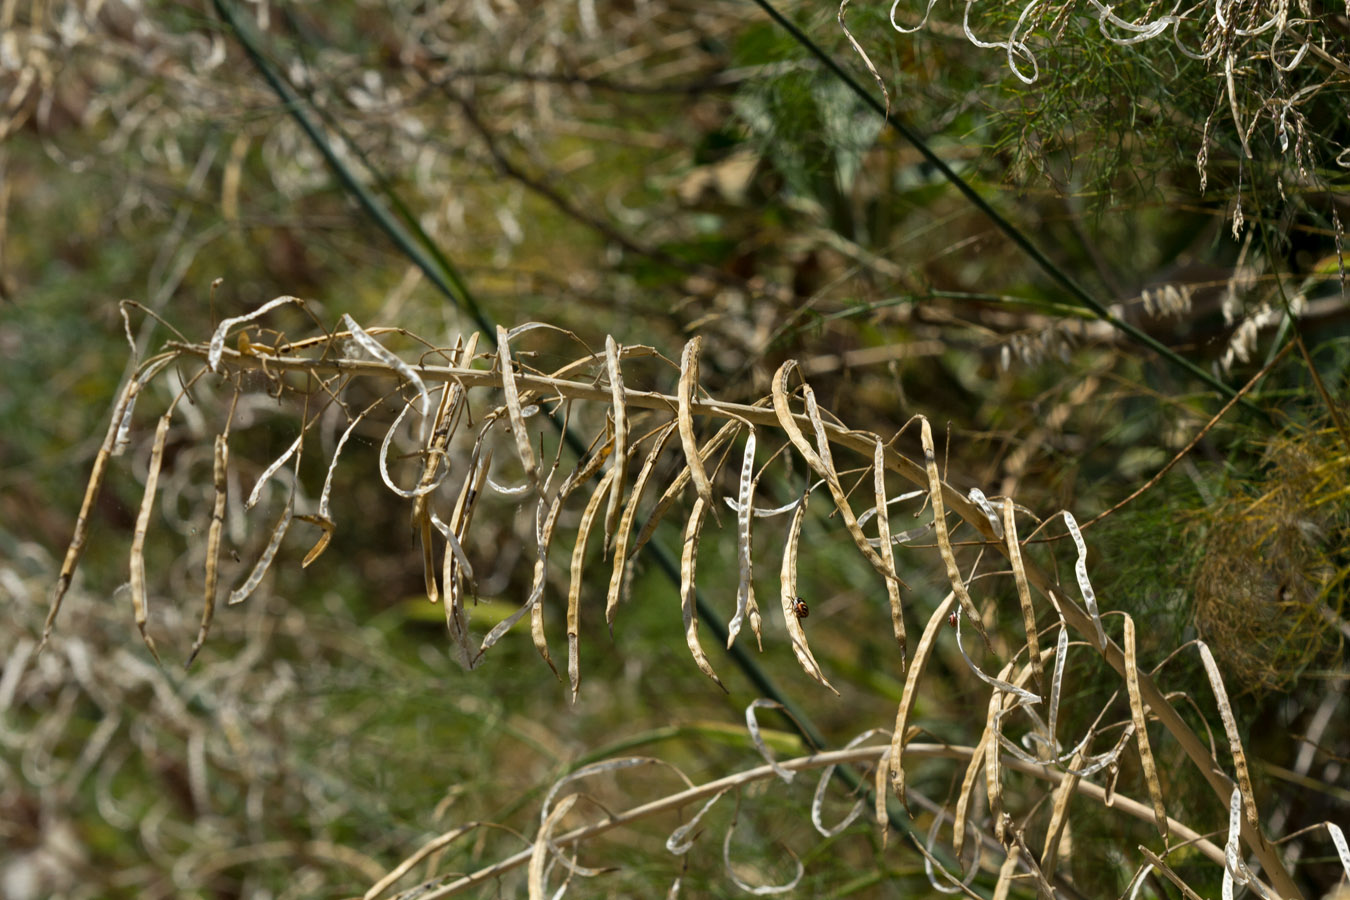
(876, 0), (1350, 222)
(15, 301), (1344, 898)
(4, 0), (1350, 898)
(1193, 434), (1348, 695)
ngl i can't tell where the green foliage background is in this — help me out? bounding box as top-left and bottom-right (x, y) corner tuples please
(1, 1), (1347, 898)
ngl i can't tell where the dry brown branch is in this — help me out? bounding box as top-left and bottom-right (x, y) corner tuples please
(45, 312), (1307, 897)
(401, 742), (1242, 899)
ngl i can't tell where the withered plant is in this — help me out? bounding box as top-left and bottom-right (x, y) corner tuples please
(28, 299), (1348, 898)
(5, 0), (1349, 897)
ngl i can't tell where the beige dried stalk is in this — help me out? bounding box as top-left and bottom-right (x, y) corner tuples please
(43, 307), (1312, 899)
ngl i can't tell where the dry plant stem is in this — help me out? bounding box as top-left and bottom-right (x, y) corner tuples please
(985, 659), (1016, 843)
(778, 489), (836, 693)
(838, 0), (891, 120)
(1006, 821), (1058, 900)
(629, 418), (739, 561)
(1198, 641), (1258, 829)
(568, 468), (616, 700)
(953, 720), (991, 859)
(188, 434), (230, 666)
(113, 362), (206, 659)
(872, 436), (908, 665)
(475, 438), (605, 671)
(993, 844), (1021, 900)
(530, 793), (579, 900)
(770, 361), (895, 586)
(363, 825), (479, 900)
(1039, 745), (1081, 881)
(413, 335), (476, 603)
(886, 591), (958, 817)
(728, 424), (758, 649)
(496, 325), (539, 493)
(407, 744), (1235, 900)
(1003, 498), (1044, 694)
(921, 416), (994, 651)
(602, 335), (628, 549)
(1124, 616), (1169, 842)
(172, 342), (1299, 896)
(177, 343), (955, 517)
(1023, 572), (1295, 896)
(41, 355), (173, 649)
(605, 422), (677, 629)
(909, 828), (983, 900)
(679, 495), (724, 689)
(1138, 846), (1208, 900)
(444, 443), (490, 668)
(512, 421), (622, 674)
(129, 410), (175, 662)
(677, 336), (714, 509)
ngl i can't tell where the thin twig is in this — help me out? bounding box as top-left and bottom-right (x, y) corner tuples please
(407, 743), (1237, 899)
(1077, 340), (1292, 530)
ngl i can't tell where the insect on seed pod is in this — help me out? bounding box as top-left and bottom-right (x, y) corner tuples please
(792, 597), (809, 619)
